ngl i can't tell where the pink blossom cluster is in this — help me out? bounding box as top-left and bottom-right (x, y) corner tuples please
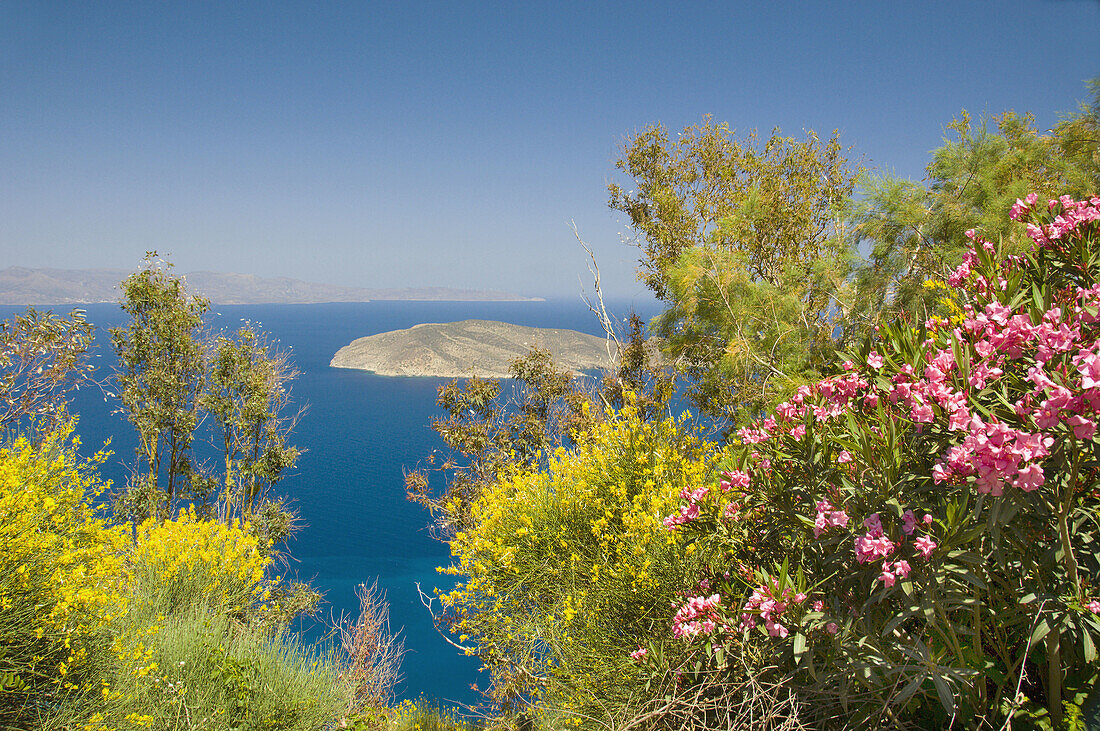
(672, 593), (723, 639)
(933, 415), (1052, 495)
(913, 534), (937, 559)
(662, 501), (699, 530)
(739, 580), (808, 639)
(853, 511), (938, 565)
(878, 559), (911, 588)
(1009, 193), (1100, 245)
(664, 470), (750, 530)
(813, 499), (850, 537)
(629, 646), (648, 661)
(854, 513), (896, 564)
(720, 469), (751, 491)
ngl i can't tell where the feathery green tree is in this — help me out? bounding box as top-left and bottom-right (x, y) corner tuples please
(110, 253), (208, 521)
(609, 117), (860, 425)
(850, 80), (1100, 331)
(200, 325), (301, 542)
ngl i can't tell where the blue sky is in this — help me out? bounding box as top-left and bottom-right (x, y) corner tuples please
(1, 1), (1098, 299)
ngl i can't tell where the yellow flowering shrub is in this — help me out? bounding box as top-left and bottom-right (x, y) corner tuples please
(442, 399), (724, 720)
(129, 507), (272, 616)
(387, 697), (475, 731)
(0, 425), (128, 727)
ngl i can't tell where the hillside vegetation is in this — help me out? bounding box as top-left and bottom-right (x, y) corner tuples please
(1, 85), (1098, 730)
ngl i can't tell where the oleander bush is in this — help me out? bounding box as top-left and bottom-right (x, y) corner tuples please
(655, 195), (1100, 729)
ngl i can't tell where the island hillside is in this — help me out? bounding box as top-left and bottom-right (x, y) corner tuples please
(329, 319), (613, 378)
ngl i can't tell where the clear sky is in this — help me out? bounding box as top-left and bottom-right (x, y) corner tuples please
(1, 1), (1098, 299)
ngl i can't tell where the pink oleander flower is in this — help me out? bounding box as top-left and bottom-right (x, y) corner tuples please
(901, 510), (917, 535)
(922, 513), (933, 526)
(1086, 600), (1100, 614)
(867, 351), (884, 369)
(837, 450), (852, 464)
(1077, 349), (1100, 389)
(826, 622), (839, 635)
(630, 647), (648, 661)
(878, 564), (896, 588)
(855, 532), (895, 563)
(679, 484), (709, 502)
(813, 500), (849, 537)
(812, 600), (824, 612)
(1014, 463), (1045, 492)
(720, 469), (751, 491)
(863, 513), (884, 536)
(893, 560), (911, 579)
(672, 594), (723, 639)
(1068, 415), (1097, 441)
(663, 502), (700, 530)
(914, 535), (937, 559)
(790, 425), (807, 440)
(911, 400), (934, 423)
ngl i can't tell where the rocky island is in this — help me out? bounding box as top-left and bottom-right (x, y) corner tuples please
(329, 319), (613, 378)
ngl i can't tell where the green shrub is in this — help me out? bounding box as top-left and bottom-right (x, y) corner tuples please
(442, 398), (722, 725)
(387, 698), (481, 731)
(0, 425), (128, 730)
(103, 607), (346, 731)
(662, 195), (1100, 728)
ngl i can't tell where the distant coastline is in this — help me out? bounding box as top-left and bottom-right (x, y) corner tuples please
(0, 266), (543, 305)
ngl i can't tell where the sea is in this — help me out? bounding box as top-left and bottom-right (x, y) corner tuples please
(1, 298), (658, 708)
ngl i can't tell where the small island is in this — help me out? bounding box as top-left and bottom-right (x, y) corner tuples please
(329, 319), (613, 378)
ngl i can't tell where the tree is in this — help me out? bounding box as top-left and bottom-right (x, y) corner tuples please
(110, 256), (302, 548)
(110, 253), (208, 521)
(850, 81), (1100, 331)
(0, 308), (95, 437)
(406, 347), (595, 537)
(609, 118), (860, 425)
(199, 325), (301, 541)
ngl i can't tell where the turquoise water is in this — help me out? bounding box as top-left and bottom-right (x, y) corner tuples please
(2, 298), (655, 707)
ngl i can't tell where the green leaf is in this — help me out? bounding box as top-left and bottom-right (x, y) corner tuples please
(1031, 617), (1052, 645)
(932, 673), (955, 716)
(793, 631), (807, 666)
(894, 672), (927, 707)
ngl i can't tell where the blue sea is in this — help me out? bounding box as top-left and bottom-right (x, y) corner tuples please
(1, 298), (657, 708)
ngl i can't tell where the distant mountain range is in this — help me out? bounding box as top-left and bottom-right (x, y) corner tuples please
(0, 267), (543, 305)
